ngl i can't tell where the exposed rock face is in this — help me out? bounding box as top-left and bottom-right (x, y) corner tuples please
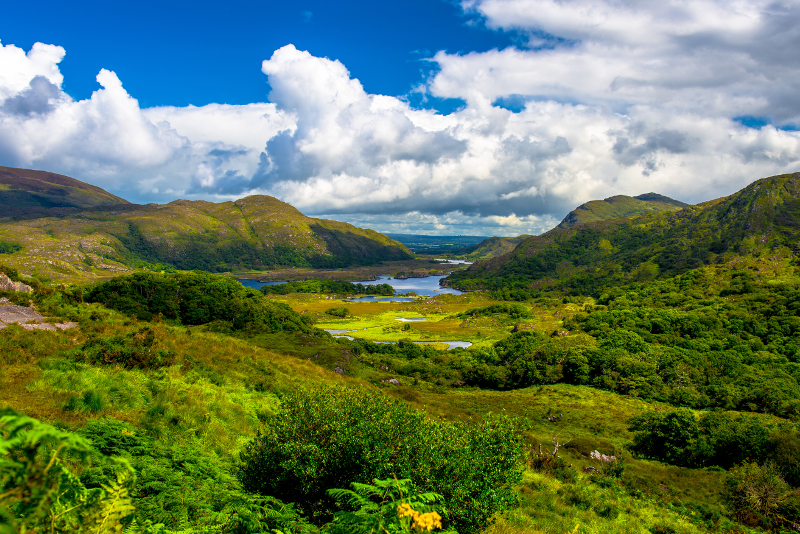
(0, 273), (32, 293)
(0, 302), (76, 330)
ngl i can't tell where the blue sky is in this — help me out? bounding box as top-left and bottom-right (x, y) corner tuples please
(1, 0), (515, 112)
(1, 0), (799, 236)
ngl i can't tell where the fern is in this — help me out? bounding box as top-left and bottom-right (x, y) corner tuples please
(325, 478), (453, 534)
(90, 474), (136, 533)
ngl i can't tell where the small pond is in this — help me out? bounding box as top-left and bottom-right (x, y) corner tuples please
(395, 317), (429, 322)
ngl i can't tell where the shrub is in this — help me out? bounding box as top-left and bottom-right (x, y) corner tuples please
(86, 271), (312, 333)
(239, 385), (524, 533)
(325, 307), (350, 318)
(723, 462), (799, 529)
(70, 327), (176, 370)
(529, 450), (577, 484)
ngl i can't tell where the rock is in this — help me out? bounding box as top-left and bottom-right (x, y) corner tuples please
(590, 450), (617, 462)
(583, 466), (600, 474)
(0, 273), (32, 293)
(380, 378), (402, 386)
(333, 366), (346, 375)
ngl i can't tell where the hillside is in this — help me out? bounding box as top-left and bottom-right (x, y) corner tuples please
(447, 173), (800, 296)
(556, 192), (688, 229)
(0, 166), (129, 214)
(0, 171), (412, 282)
(454, 235), (531, 260)
(448, 193), (687, 262)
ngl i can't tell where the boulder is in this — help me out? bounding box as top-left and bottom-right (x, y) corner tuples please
(0, 273), (32, 293)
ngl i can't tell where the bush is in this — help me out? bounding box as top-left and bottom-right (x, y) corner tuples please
(723, 462), (799, 529)
(239, 385), (525, 533)
(86, 271), (313, 334)
(70, 327), (176, 370)
(325, 307), (350, 318)
(529, 450), (577, 484)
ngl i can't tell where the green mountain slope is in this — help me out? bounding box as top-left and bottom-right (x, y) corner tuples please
(556, 192), (688, 229)
(454, 235), (532, 260)
(447, 173), (800, 296)
(0, 174), (412, 282)
(0, 166), (129, 212)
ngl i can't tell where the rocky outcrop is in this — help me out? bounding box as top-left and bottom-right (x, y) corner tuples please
(0, 273), (32, 293)
(0, 301), (76, 330)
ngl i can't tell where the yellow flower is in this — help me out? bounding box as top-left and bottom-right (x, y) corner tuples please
(397, 503), (419, 519)
(412, 511), (442, 532)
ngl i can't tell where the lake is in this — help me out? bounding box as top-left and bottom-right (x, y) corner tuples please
(356, 276), (462, 296)
(238, 274), (462, 297)
(238, 279), (285, 290)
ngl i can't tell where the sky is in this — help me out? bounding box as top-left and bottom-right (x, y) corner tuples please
(1, 0), (799, 236)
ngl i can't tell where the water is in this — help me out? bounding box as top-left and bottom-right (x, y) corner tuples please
(238, 279), (285, 290)
(237, 275), (460, 296)
(395, 317), (429, 322)
(347, 296), (419, 302)
(430, 341), (472, 350)
(435, 259), (473, 265)
(356, 276), (462, 296)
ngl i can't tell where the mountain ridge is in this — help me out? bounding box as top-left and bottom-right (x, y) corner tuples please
(556, 192), (688, 229)
(446, 173), (800, 296)
(0, 168), (412, 282)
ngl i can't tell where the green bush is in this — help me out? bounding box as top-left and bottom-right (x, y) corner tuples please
(86, 271), (313, 334)
(325, 307), (350, 318)
(69, 327), (176, 370)
(723, 462), (799, 529)
(0, 242), (22, 255)
(239, 385), (525, 533)
(262, 280), (395, 296)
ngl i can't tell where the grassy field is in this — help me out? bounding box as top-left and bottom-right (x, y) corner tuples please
(273, 290), (580, 349)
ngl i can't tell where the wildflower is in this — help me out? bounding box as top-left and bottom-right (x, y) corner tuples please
(397, 503), (418, 519)
(412, 511), (443, 532)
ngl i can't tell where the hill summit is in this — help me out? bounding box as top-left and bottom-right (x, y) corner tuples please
(0, 168), (412, 282)
(447, 173), (800, 296)
(557, 192), (688, 229)
(0, 166), (129, 213)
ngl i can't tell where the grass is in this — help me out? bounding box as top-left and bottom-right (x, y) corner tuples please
(0, 284), (775, 533)
(273, 291), (585, 348)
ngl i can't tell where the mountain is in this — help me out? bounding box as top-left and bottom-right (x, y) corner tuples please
(556, 192), (688, 229)
(0, 170), (412, 282)
(453, 235), (532, 260)
(446, 173), (800, 296)
(385, 234), (490, 253)
(0, 166), (129, 214)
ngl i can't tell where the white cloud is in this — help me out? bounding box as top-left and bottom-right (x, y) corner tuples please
(0, 23), (799, 237)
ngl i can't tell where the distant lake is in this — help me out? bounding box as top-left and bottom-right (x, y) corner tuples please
(238, 279), (285, 290)
(238, 275), (462, 297)
(435, 259), (473, 265)
(356, 276), (462, 296)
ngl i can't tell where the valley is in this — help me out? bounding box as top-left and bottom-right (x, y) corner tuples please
(1, 169), (799, 534)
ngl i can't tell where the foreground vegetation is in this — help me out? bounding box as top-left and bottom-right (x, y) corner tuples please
(1, 264), (797, 534)
(3, 172), (800, 533)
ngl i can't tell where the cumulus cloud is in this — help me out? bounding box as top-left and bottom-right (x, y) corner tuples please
(1, 13), (800, 238)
